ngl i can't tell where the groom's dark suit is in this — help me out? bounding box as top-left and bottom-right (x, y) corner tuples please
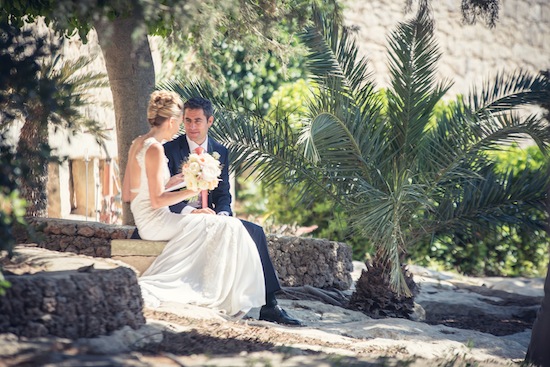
(163, 134), (282, 296)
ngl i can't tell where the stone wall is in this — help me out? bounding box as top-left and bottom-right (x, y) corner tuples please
(15, 217), (135, 258)
(15, 217), (354, 290)
(267, 235), (352, 290)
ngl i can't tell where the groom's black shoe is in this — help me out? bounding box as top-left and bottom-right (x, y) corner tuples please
(259, 305), (302, 326)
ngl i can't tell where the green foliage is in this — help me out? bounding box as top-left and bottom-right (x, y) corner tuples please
(1, 0), (337, 70)
(411, 144), (550, 277)
(415, 223), (549, 277)
(268, 79), (313, 128)
(0, 135), (27, 296)
(160, 40), (307, 116)
(0, 20), (42, 292)
(156, 1), (342, 115)
(0, 273), (10, 296)
(1, 0), (221, 43)
(490, 144), (545, 173)
(0, 137), (27, 255)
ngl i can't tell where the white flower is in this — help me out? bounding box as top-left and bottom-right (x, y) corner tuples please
(202, 165), (221, 182)
(188, 162), (201, 174)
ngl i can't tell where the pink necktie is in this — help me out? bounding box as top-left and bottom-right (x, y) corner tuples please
(194, 146), (208, 209)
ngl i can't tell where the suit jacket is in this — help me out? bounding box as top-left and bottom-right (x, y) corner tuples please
(164, 134), (232, 215)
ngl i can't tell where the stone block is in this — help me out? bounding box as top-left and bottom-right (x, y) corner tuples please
(111, 255), (157, 276)
(111, 239), (167, 256)
(111, 239), (168, 275)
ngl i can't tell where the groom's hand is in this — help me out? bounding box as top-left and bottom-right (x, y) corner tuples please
(191, 208), (216, 215)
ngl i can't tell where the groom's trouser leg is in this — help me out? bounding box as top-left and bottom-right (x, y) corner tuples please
(131, 228), (141, 239)
(526, 262), (550, 367)
(240, 219), (281, 295)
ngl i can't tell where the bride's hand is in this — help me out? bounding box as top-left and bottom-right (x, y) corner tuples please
(165, 173), (184, 190)
(191, 208), (216, 215)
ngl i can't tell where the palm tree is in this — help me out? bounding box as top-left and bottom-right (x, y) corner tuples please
(164, 7), (550, 301)
(14, 51), (108, 217)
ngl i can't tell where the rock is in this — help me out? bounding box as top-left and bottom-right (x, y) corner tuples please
(75, 324), (164, 354)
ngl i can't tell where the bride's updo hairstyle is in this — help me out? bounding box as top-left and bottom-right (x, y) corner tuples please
(147, 90), (183, 127)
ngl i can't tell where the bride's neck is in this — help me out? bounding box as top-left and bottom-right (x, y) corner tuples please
(144, 128), (168, 143)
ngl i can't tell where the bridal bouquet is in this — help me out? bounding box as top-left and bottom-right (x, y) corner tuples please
(181, 151), (222, 191)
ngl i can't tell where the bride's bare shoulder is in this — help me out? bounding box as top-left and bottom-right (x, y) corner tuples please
(129, 135), (146, 153)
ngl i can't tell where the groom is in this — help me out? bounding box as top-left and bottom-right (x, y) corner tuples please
(163, 96), (302, 326)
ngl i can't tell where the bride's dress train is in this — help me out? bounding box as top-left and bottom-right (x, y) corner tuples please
(131, 138), (265, 315)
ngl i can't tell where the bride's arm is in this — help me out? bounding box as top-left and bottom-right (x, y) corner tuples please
(145, 143), (197, 209)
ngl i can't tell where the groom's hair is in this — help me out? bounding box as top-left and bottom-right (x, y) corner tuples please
(184, 97), (213, 119)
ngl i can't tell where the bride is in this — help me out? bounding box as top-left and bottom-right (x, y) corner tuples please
(122, 90), (265, 316)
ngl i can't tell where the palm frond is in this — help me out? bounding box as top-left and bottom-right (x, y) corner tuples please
(299, 6), (387, 187)
(422, 96), (550, 188)
(301, 5), (377, 108)
(385, 7), (452, 161)
(430, 165), (549, 237)
(158, 78), (229, 110)
(351, 172), (431, 296)
(468, 69), (550, 116)
(29, 52), (110, 142)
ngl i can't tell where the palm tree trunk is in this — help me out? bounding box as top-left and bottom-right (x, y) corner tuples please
(94, 12), (154, 225)
(348, 253), (417, 319)
(17, 110), (48, 217)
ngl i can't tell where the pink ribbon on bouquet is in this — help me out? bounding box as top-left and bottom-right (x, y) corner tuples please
(194, 146), (209, 209)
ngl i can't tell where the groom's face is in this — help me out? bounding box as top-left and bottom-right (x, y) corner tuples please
(184, 108), (213, 145)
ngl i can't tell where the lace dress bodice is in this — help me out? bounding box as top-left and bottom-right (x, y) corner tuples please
(134, 137), (171, 193)
(130, 137), (172, 240)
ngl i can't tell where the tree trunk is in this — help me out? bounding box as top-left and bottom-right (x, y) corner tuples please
(524, 167), (550, 366)
(17, 109), (49, 218)
(94, 12), (154, 225)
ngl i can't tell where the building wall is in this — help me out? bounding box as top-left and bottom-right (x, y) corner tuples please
(343, 0), (550, 96)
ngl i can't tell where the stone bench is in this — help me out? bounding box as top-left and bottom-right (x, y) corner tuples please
(111, 239), (168, 275)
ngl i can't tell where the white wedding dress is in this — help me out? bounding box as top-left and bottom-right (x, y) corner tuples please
(131, 137), (265, 316)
